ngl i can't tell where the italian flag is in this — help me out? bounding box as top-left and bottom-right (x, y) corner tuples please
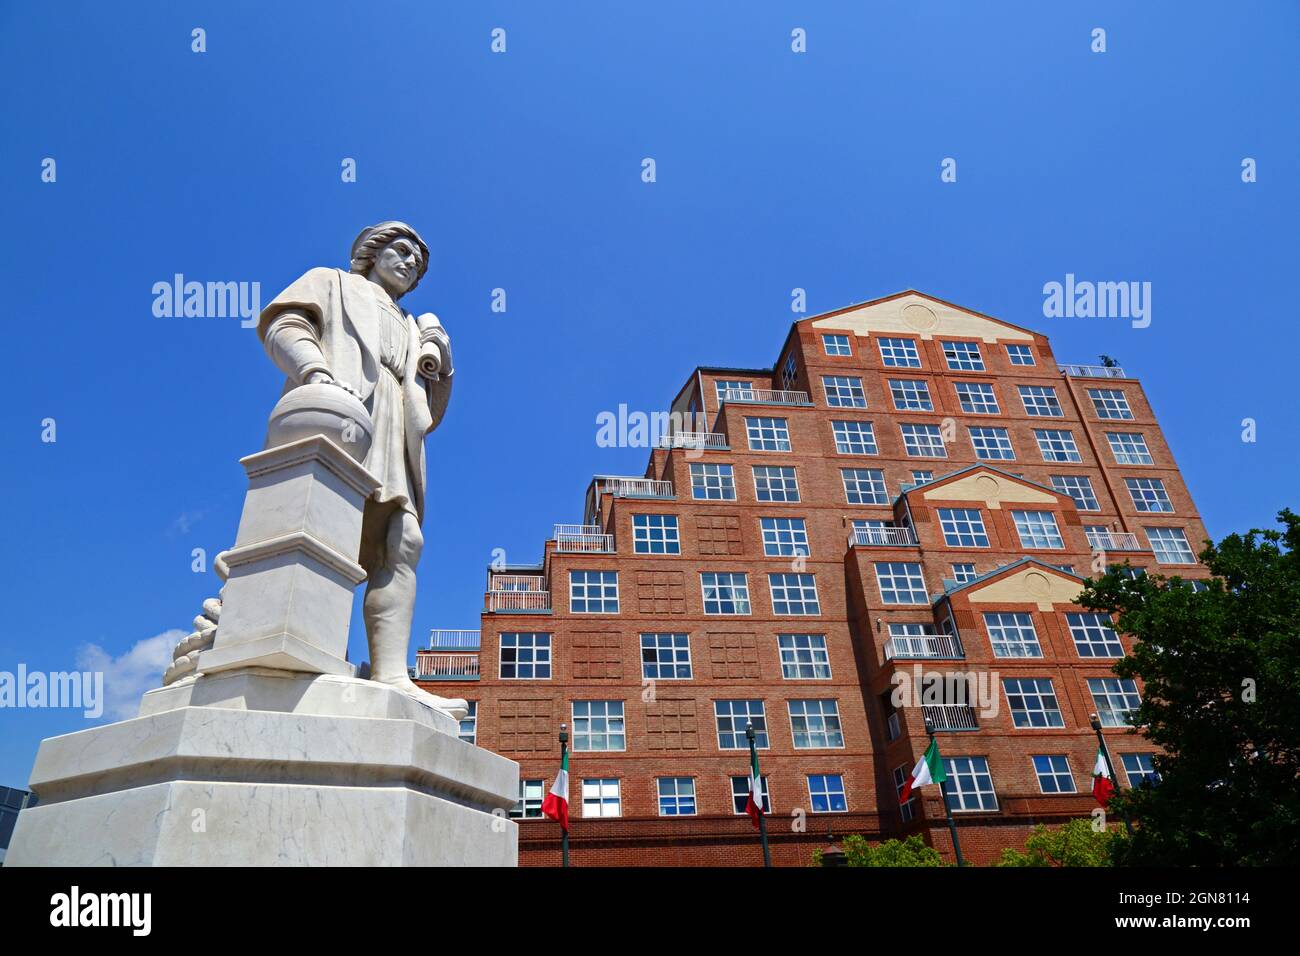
(899, 737), (946, 804)
(1091, 745), (1114, 806)
(541, 747), (569, 832)
(744, 747), (764, 828)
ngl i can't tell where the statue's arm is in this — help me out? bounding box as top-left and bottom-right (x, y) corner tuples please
(264, 311), (331, 385)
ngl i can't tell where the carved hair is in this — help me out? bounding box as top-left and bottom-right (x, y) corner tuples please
(349, 222), (429, 297)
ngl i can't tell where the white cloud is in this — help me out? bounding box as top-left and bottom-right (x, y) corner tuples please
(77, 630), (184, 721)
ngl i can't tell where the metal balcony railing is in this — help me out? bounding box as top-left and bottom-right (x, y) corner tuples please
(487, 590), (552, 612)
(1059, 364), (1128, 379)
(657, 431), (728, 450)
(849, 525), (919, 547)
(1086, 530), (1144, 552)
(595, 477), (675, 499)
(884, 632), (964, 660)
(718, 387), (811, 406)
(922, 704), (980, 731)
(554, 524), (615, 553)
(427, 629), (481, 650)
(414, 652), (480, 680)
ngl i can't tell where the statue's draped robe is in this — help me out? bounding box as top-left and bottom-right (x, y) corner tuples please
(257, 267), (451, 525)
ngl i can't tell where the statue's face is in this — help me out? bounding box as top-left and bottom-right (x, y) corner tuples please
(370, 236), (423, 297)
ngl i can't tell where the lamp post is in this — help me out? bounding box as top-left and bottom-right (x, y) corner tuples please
(746, 720), (771, 868)
(1090, 712), (1133, 835)
(559, 723), (570, 868)
(926, 716), (965, 867)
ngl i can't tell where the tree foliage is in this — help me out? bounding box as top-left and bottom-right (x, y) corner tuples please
(996, 819), (1123, 867)
(814, 834), (949, 867)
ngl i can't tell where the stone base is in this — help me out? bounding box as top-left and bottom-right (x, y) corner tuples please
(5, 671), (518, 866)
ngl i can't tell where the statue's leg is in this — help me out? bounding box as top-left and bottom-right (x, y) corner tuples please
(364, 508), (469, 721)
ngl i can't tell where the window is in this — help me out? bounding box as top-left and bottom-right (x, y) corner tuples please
(458, 702), (478, 744)
(1121, 753), (1160, 787)
(1012, 510), (1065, 549)
(572, 701), (626, 751)
(1051, 475), (1100, 511)
(753, 465), (800, 502)
(1003, 677), (1066, 728)
(789, 700), (845, 749)
(1019, 384), (1064, 418)
(632, 514), (681, 554)
(1035, 429), (1082, 462)
(942, 340), (984, 371)
(760, 517), (809, 557)
(569, 570), (619, 613)
(901, 422), (947, 458)
(1109, 565), (1148, 581)
(969, 426), (1016, 461)
(657, 777), (697, 815)
(511, 779), (545, 818)
(1006, 344), (1035, 366)
(715, 700), (767, 749)
(745, 416), (791, 452)
(951, 562), (977, 584)
(731, 775), (770, 814)
(715, 379), (753, 402)
(1066, 612), (1123, 657)
(938, 508), (990, 547)
(910, 470), (934, 486)
(1088, 678), (1141, 727)
(889, 378), (933, 411)
(894, 765), (917, 821)
(842, 467), (888, 505)
(822, 333), (851, 356)
(778, 634), (831, 679)
(984, 612), (1042, 657)
(879, 336), (921, 368)
(640, 633), (692, 679)
(581, 778), (621, 817)
(690, 462), (736, 500)
(875, 562), (929, 604)
(831, 420), (878, 455)
(807, 774), (848, 813)
(1032, 756), (1076, 794)
(1126, 477), (1173, 512)
(941, 756), (998, 811)
(1089, 388), (1134, 420)
(822, 375), (867, 408)
(701, 572), (751, 614)
(500, 633), (552, 679)
(1106, 432), (1153, 465)
(780, 353), (798, 391)
(1146, 526), (1196, 564)
(955, 381), (1000, 414)
(769, 573), (821, 615)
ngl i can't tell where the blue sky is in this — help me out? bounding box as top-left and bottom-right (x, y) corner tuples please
(0, 1), (1296, 786)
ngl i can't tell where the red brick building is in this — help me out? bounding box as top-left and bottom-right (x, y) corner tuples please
(416, 291), (1209, 866)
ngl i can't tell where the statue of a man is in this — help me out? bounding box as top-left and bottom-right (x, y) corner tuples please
(256, 221), (468, 720)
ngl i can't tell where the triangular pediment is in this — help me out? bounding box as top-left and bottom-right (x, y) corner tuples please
(810, 291), (1035, 343)
(965, 561), (1085, 611)
(914, 466), (1064, 510)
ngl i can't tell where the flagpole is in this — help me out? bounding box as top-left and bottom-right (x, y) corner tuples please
(746, 721), (771, 868)
(926, 717), (965, 867)
(558, 724), (570, 868)
(1089, 713), (1133, 835)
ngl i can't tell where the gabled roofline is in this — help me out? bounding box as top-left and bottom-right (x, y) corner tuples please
(933, 556), (1085, 602)
(895, 463), (1070, 505)
(796, 289), (1047, 340)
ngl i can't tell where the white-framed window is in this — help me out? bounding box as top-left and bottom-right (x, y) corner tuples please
(938, 508), (990, 547)
(511, 778), (546, 818)
(955, 381), (1000, 414)
(984, 612), (1043, 657)
(842, 467), (888, 505)
(1018, 384), (1064, 417)
(753, 465), (800, 502)
(778, 634), (831, 679)
(1003, 677), (1065, 728)
(731, 775), (770, 814)
(760, 516), (809, 557)
(1050, 474), (1100, 511)
(769, 572), (821, 615)
(715, 700), (767, 749)
(1066, 612), (1123, 657)
(831, 420), (878, 455)
(572, 700), (626, 751)
(875, 562), (929, 604)
(657, 777), (697, 816)
(640, 632), (692, 679)
(1035, 429), (1082, 462)
(942, 340), (984, 371)
(969, 426), (1016, 461)
(1012, 509), (1065, 549)
(1106, 432), (1153, 465)
(715, 379), (753, 403)
(901, 422), (947, 458)
(878, 336), (921, 368)
(745, 416), (791, 452)
(1120, 753), (1160, 787)
(1145, 526), (1196, 564)
(822, 333), (851, 356)
(889, 378), (933, 411)
(1089, 388), (1134, 420)
(458, 701), (478, 744)
(581, 778), (621, 817)
(910, 470), (934, 486)
(789, 700), (844, 748)
(822, 375), (867, 408)
(569, 570), (619, 613)
(1031, 755), (1076, 794)
(941, 756), (998, 811)
(1088, 678), (1141, 727)
(701, 572), (751, 614)
(632, 514), (681, 554)
(689, 462), (736, 500)
(1006, 343), (1035, 366)
(1126, 477), (1173, 512)
(951, 562), (977, 584)
(807, 774), (848, 813)
(500, 632), (552, 679)
(894, 765), (917, 821)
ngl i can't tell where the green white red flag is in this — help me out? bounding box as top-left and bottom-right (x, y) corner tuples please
(541, 746), (569, 832)
(899, 737), (945, 804)
(1092, 745), (1114, 806)
(744, 747), (764, 828)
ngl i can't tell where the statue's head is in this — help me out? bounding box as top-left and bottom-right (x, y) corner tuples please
(349, 221), (430, 299)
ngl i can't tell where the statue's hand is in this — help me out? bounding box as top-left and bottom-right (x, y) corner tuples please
(306, 370), (361, 400)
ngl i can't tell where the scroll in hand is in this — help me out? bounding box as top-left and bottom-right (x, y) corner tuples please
(416, 312), (453, 381)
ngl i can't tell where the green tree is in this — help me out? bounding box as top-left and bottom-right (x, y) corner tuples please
(996, 819), (1123, 867)
(1076, 509), (1300, 865)
(814, 834), (949, 867)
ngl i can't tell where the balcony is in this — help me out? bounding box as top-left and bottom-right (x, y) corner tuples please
(487, 574), (552, 613)
(594, 476), (674, 499)
(849, 525), (919, 547)
(554, 524), (615, 553)
(426, 629), (481, 650)
(657, 431), (728, 450)
(414, 652), (480, 680)
(1059, 363), (1128, 379)
(718, 387), (812, 406)
(922, 704), (980, 731)
(884, 631), (964, 661)
(1086, 530), (1144, 552)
